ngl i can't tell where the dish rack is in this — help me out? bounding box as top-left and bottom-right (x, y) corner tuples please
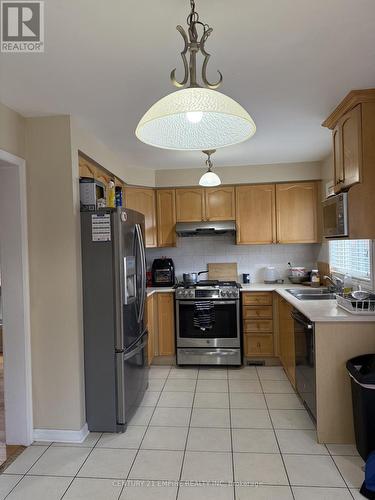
(336, 293), (375, 315)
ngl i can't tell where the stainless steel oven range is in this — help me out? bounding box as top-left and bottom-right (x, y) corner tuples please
(175, 280), (242, 366)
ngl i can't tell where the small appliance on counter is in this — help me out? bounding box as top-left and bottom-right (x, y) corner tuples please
(152, 258), (175, 287)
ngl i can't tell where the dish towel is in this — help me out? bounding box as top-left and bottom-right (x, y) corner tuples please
(193, 301), (215, 331)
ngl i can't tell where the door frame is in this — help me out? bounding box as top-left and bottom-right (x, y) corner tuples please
(0, 149), (33, 445)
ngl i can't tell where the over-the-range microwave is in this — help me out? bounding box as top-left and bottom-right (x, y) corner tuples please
(322, 193), (349, 238)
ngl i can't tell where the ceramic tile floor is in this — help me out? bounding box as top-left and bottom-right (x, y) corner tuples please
(0, 365), (365, 499)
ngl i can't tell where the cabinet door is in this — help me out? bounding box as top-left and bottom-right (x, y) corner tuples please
(244, 334), (274, 357)
(332, 124), (343, 192)
(205, 187), (235, 221)
(146, 295), (155, 366)
(236, 185), (276, 244)
(276, 182), (318, 243)
(341, 104), (362, 190)
(175, 188), (205, 222)
(79, 156), (96, 178)
(124, 188), (157, 248)
(156, 189), (176, 247)
(157, 293), (175, 356)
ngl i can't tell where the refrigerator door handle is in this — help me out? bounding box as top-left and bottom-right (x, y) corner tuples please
(123, 338), (148, 361)
(116, 353), (125, 424)
(135, 223), (146, 325)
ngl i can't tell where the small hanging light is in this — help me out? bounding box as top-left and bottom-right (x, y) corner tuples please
(199, 149), (221, 187)
(136, 0), (256, 151)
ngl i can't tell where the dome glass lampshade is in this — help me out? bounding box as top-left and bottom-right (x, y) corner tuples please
(199, 170), (221, 187)
(136, 87), (256, 151)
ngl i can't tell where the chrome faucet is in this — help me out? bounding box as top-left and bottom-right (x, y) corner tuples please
(324, 275), (344, 293)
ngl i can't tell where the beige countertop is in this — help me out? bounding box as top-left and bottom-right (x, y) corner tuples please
(147, 284), (375, 323)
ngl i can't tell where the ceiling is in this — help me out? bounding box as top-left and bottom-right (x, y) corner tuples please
(1, 0), (375, 170)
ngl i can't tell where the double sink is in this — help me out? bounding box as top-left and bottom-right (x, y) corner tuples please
(286, 288), (336, 301)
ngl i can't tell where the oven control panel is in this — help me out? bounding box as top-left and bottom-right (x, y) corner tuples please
(175, 288), (240, 300)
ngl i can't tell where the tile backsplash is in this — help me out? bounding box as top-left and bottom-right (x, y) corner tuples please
(146, 235), (321, 283)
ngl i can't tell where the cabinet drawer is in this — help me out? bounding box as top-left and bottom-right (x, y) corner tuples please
(242, 293), (273, 306)
(244, 334), (274, 356)
(243, 319), (273, 333)
(243, 306), (273, 319)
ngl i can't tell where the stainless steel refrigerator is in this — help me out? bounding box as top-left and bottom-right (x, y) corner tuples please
(81, 207), (148, 432)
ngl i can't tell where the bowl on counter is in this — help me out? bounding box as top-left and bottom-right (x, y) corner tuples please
(288, 274), (310, 284)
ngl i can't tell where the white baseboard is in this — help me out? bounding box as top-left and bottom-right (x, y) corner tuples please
(33, 423), (89, 444)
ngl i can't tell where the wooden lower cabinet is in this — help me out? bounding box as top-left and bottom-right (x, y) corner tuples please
(242, 293), (274, 358)
(244, 334), (274, 357)
(278, 296), (295, 386)
(146, 294), (156, 366)
(156, 293), (175, 357)
(242, 292), (273, 307)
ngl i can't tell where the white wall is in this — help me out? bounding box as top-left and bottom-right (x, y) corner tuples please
(26, 116), (86, 431)
(155, 161), (322, 187)
(70, 117), (156, 187)
(0, 102), (25, 159)
(147, 235), (321, 283)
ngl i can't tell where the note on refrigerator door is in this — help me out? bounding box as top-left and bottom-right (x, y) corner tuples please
(91, 214), (111, 242)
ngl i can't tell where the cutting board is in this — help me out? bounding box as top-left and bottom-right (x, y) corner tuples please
(208, 263), (238, 281)
(318, 261), (330, 286)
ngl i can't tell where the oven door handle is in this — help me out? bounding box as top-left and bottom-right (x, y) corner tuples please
(177, 300), (237, 305)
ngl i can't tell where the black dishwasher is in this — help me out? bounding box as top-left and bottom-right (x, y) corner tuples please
(292, 309), (316, 421)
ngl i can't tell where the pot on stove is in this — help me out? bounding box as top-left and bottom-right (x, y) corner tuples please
(182, 270), (208, 285)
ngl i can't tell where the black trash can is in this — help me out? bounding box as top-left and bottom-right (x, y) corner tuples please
(346, 354), (375, 461)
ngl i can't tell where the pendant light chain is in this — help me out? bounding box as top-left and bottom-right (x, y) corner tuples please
(203, 149), (216, 172)
(170, 0), (223, 89)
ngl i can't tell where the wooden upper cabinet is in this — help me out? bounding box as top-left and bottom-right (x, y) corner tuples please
(340, 105), (362, 190)
(236, 184), (276, 244)
(205, 187), (235, 221)
(175, 188), (205, 222)
(79, 157), (96, 178)
(332, 125), (343, 191)
(332, 105), (362, 193)
(156, 189), (176, 247)
(124, 187), (157, 248)
(276, 182), (319, 244)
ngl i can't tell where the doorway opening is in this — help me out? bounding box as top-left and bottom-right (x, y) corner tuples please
(0, 150), (33, 464)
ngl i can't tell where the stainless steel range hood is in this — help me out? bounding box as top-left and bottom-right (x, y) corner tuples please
(176, 221), (236, 237)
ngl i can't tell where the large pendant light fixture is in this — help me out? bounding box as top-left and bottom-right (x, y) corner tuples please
(136, 0), (256, 151)
(199, 150), (221, 187)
